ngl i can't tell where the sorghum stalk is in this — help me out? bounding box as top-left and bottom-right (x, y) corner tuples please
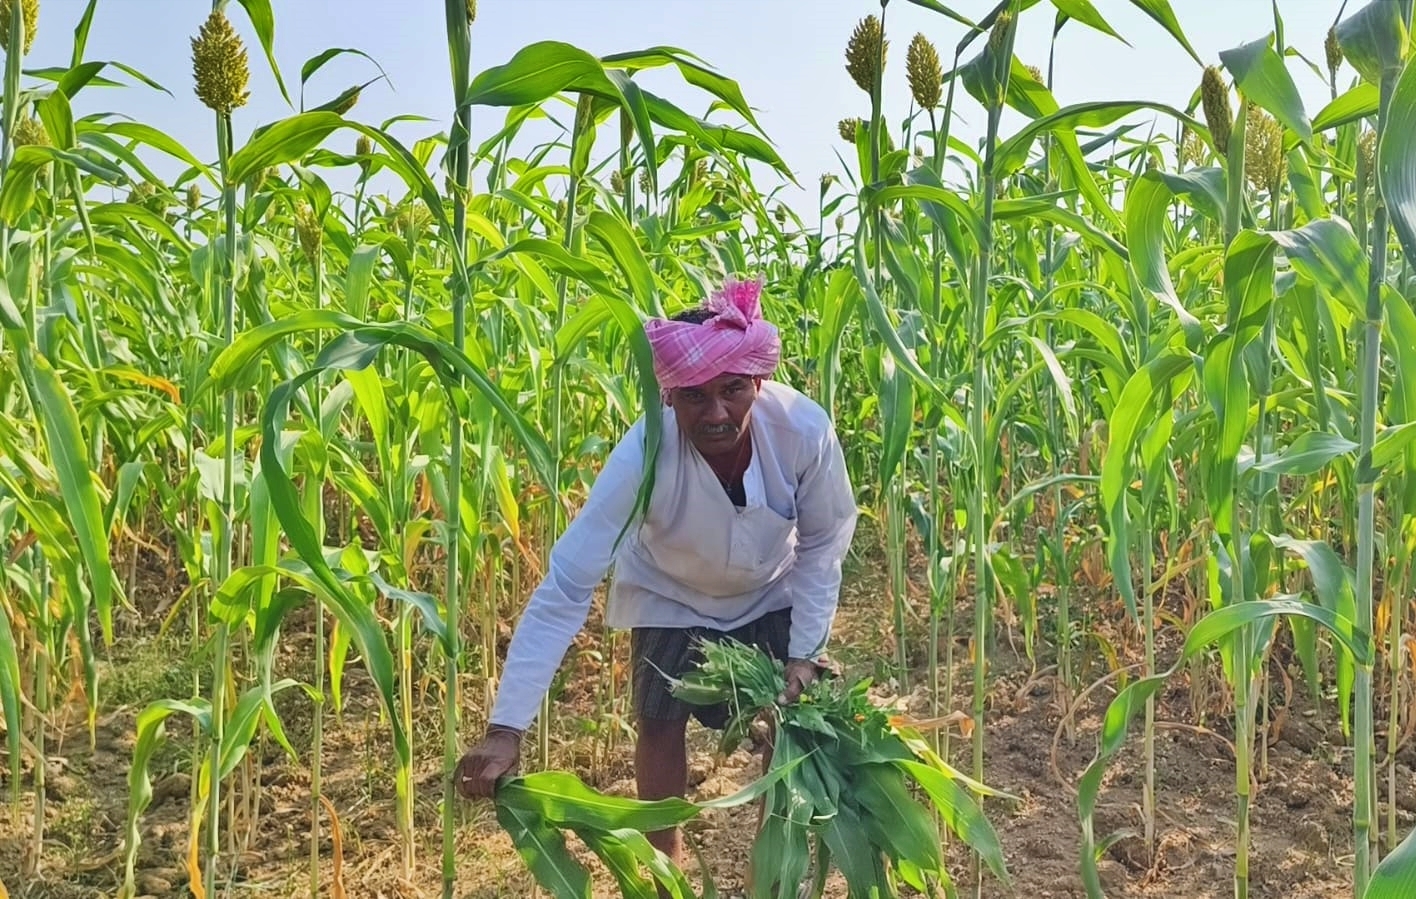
(443, 1), (473, 893)
(191, 5), (250, 893)
(972, 4), (1014, 793)
(1224, 92), (1253, 899)
(542, 93), (594, 771)
(1352, 19), (1405, 889)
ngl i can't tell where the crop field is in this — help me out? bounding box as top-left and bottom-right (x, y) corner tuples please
(2, 0), (1416, 897)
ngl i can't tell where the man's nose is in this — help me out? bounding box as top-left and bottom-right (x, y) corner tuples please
(702, 397), (730, 423)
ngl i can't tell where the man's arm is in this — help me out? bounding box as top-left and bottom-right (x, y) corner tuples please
(486, 422), (646, 732)
(784, 419), (858, 662)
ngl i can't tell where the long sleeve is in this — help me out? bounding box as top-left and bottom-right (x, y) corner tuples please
(487, 422), (646, 731)
(783, 421), (858, 660)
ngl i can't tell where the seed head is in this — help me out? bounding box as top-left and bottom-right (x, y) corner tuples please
(693, 159), (709, 182)
(820, 173), (835, 190)
(638, 169), (651, 195)
(0, 0), (39, 55)
(774, 205), (787, 224)
(1358, 128), (1377, 192)
(294, 202), (322, 265)
(1324, 27), (1343, 78)
(1179, 128), (1206, 167)
(988, 12), (1013, 55)
(392, 200), (432, 238)
(1200, 66), (1232, 156)
(466, 0), (476, 22)
(11, 116), (48, 148)
(610, 168), (625, 195)
(906, 33), (941, 109)
(845, 15), (887, 95)
(1243, 105), (1286, 193)
(191, 10), (250, 116)
(838, 117), (862, 143)
(128, 180), (166, 213)
(834, 214), (845, 231)
(1025, 64), (1043, 84)
(186, 183), (201, 213)
(329, 88), (360, 116)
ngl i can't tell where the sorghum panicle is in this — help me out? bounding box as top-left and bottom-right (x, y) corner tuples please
(906, 33), (941, 110)
(11, 116), (48, 148)
(0, 0), (39, 55)
(187, 184), (201, 213)
(294, 202), (322, 265)
(845, 15), (886, 95)
(1324, 27), (1343, 78)
(1200, 66), (1233, 156)
(838, 118), (861, 143)
(330, 88), (360, 116)
(1243, 105), (1286, 194)
(191, 10), (251, 116)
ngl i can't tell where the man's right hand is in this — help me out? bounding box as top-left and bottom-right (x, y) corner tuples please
(453, 726), (522, 800)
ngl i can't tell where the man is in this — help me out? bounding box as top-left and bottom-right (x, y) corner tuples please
(453, 274), (858, 868)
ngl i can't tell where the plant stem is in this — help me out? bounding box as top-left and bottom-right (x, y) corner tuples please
(443, 0), (473, 889)
(1353, 50), (1400, 899)
(206, 105), (238, 899)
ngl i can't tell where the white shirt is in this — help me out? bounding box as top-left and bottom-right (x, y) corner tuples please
(488, 380), (858, 731)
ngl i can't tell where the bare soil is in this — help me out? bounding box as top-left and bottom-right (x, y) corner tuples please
(2, 531), (1411, 899)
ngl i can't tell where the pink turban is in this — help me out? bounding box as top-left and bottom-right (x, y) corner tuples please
(644, 275), (781, 394)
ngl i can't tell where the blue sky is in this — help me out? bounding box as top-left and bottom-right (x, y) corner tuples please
(26, 1), (1351, 217)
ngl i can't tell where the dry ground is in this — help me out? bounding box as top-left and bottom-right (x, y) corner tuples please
(2, 524), (1412, 898)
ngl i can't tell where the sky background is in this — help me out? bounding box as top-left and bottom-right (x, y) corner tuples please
(22, 0), (1354, 221)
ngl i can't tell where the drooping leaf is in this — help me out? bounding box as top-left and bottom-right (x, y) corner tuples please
(1379, 47), (1416, 262)
(1219, 34), (1314, 143)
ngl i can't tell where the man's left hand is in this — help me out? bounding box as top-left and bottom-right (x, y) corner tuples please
(777, 658), (822, 705)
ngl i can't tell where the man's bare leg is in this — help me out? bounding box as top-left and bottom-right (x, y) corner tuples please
(636, 716), (689, 865)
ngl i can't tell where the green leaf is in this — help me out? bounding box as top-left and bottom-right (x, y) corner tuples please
(586, 209), (660, 316)
(1219, 34), (1314, 143)
(995, 100), (1204, 175)
(36, 88), (76, 150)
(0, 610), (21, 803)
(495, 802), (593, 899)
(301, 47), (389, 93)
(28, 353), (116, 646)
(898, 759), (1010, 883)
(71, 0), (98, 67)
(599, 46), (765, 134)
(1101, 349), (1195, 617)
(1373, 422), (1416, 470)
(1313, 82), (1379, 131)
(853, 230), (947, 405)
(1051, 0), (1128, 43)
(1365, 823), (1416, 898)
(467, 40), (620, 107)
(1128, 0), (1203, 66)
(1379, 48), (1416, 263)
(902, 0), (977, 29)
(1124, 170), (1204, 341)
(879, 351), (916, 493)
(228, 112), (344, 185)
(235, 0), (292, 106)
(1335, 0), (1412, 85)
(1253, 431), (1358, 474)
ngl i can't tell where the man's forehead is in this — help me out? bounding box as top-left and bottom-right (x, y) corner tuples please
(680, 373), (752, 391)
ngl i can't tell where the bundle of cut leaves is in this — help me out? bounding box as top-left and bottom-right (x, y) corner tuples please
(665, 637), (1014, 899)
(492, 762), (793, 898)
(490, 638), (1012, 899)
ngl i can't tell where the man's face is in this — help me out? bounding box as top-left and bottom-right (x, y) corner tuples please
(667, 373), (761, 456)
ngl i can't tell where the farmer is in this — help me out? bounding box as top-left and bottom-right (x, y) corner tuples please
(453, 274), (858, 867)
